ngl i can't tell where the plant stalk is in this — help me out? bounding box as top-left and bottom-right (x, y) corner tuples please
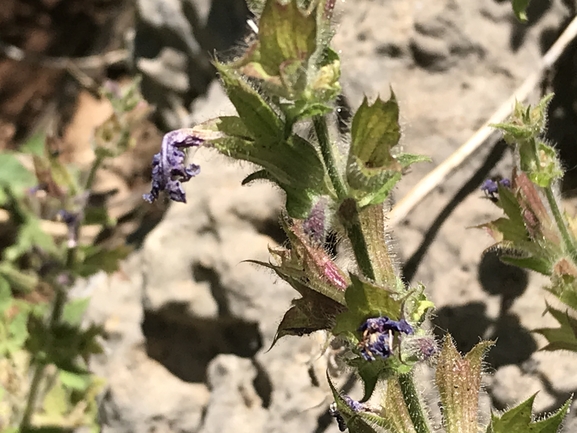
(20, 153), (104, 428)
(544, 187), (577, 259)
(398, 373), (432, 433)
(313, 115), (346, 199)
(529, 138), (577, 259)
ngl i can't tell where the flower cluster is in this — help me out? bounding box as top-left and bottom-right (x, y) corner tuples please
(143, 129), (204, 204)
(480, 177), (511, 200)
(358, 316), (413, 361)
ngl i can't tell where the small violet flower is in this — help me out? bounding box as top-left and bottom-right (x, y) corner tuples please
(358, 316), (413, 361)
(329, 396), (365, 432)
(143, 129), (204, 204)
(57, 210), (80, 248)
(480, 177), (511, 200)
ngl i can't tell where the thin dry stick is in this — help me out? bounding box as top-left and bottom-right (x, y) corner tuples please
(387, 15), (577, 227)
(0, 39), (128, 70)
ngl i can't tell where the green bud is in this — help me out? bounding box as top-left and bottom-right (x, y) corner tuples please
(527, 140), (563, 188)
(435, 338), (493, 433)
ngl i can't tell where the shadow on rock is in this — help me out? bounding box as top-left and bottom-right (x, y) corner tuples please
(434, 252), (534, 368)
(478, 249), (529, 315)
(433, 302), (537, 368)
(142, 305), (262, 383)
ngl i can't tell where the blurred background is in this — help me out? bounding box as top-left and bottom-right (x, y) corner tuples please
(1, 0), (577, 431)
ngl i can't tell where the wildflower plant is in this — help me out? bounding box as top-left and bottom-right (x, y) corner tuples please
(143, 0), (572, 432)
(0, 79), (150, 431)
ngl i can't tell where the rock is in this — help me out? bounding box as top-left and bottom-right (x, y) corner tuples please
(202, 355), (267, 433)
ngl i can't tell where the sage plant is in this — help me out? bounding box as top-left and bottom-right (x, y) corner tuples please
(0, 79), (149, 431)
(144, 0), (572, 432)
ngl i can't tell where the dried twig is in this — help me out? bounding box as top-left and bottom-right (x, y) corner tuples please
(387, 15), (577, 227)
(0, 39), (128, 70)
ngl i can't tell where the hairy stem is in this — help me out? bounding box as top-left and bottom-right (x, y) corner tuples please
(398, 373), (432, 433)
(544, 187), (577, 259)
(313, 115), (346, 199)
(338, 199), (376, 280)
(529, 138), (577, 259)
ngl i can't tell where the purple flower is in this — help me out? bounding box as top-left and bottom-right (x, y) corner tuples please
(58, 210), (80, 248)
(343, 396), (364, 412)
(329, 396), (365, 432)
(358, 316), (413, 361)
(480, 177), (511, 199)
(143, 129), (204, 203)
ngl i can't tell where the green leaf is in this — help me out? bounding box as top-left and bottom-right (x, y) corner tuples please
(259, 0), (317, 77)
(350, 93), (401, 170)
(42, 380), (69, 418)
(20, 132), (47, 156)
(500, 255), (551, 275)
(487, 393), (570, 433)
(380, 378), (419, 433)
(62, 297), (90, 327)
(0, 276), (12, 313)
(83, 205), (115, 227)
(272, 287), (345, 345)
(3, 215), (58, 262)
(75, 245), (131, 277)
(215, 62), (283, 141)
(333, 274), (403, 339)
(529, 141), (563, 188)
(308, 47), (341, 102)
(327, 373), (380, 433)
(436, 337), (493, 433)
(349, 356), (412, 402)
(512, 0), (530, 22)
(59, 369), (92, 391)
(534, 304), (577, 352)
(0, 153), (37, 196)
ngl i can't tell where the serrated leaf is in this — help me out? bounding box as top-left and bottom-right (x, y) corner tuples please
(272, 287), (345, 345)
(193, 114), (329, 218)
(436, 337), (493, 433)
(487, 393), (570, 433)
(534, 304), (577, 352)
(350, 93), (401, 170)
(215, 62), (283, 141)
(259, 0), (317, 76)
(500, 255), (551, 275)
(512, 0), (531, 22)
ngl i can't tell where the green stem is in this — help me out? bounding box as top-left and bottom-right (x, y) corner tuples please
(528, 138), (577, 259)
(313, 115), (346, 199)
(398, 373), (432, 433)
(20, 364), (45, 428)
(339, 199), (376, 280)
(20, 154), (104, 428)
(84, 154), (104, 192)
(544, 187), (577, 259)
(20, 287), (66, 429)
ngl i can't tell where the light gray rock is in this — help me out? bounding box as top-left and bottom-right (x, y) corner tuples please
(202, 355), (267, 433)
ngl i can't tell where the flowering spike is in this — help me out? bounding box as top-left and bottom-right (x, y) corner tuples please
(143, 129), (203, 204)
